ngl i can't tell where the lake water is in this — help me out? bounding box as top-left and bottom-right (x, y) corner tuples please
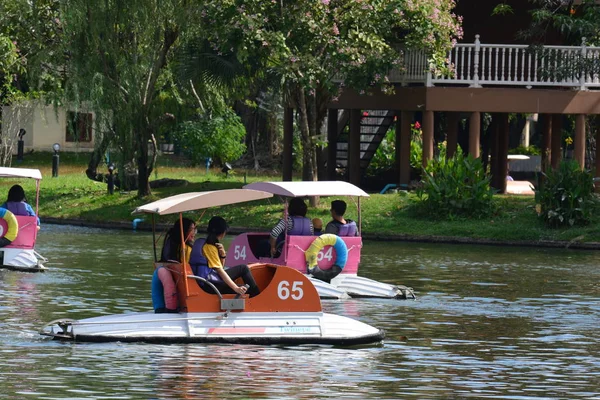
(1, 224), (600, 399)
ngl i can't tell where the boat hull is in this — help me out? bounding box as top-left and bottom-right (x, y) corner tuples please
(0, 248), (46, 272)
(41, 311), (385, 346)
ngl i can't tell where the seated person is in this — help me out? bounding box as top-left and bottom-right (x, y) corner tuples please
(312, 217), (323, 235)
(2, 184), (40, 228)
(268, 197), (313, 257)
(191, 216), (260, 297)
(160, 217), (197, 263)
(325, 200), (358, 237)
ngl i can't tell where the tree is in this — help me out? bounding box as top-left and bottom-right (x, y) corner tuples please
(200, 0), (462, 181)
(56, 0), (199, 197)
(0, 0), (62, 166)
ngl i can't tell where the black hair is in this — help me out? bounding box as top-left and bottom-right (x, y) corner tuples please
(7, 185), (26, 203)
(161, 217), (196, 262)
(331, 200), (347, 216)
(206, 216), (229, 245)
(288, 197), (308, 217)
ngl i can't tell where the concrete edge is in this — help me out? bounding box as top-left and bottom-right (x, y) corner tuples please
(41, 217), (600, 251)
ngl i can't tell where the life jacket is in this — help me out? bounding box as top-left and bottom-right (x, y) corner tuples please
(337, 220), (357, 237)
(189, 238), (222, 285)
(276, 216), (312, 247)
(5, 201), (28, 216)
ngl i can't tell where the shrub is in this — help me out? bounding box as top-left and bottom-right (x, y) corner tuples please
(508, 145), (541, 156)
(534, 160), (597, 227)
(415, 153), (496, 219)
(172, 108), (246, 166)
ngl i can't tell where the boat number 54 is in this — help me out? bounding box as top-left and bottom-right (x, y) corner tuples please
(233, 245), (247, 260)
(277, 281), (303, 300)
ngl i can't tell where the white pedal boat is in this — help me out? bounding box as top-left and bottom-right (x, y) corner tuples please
(226, 181), (415, 300)
(40, 189), (384, 345)
(0, 167), (47, 272)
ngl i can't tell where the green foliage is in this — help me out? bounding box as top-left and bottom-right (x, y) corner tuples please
(508, 145), (541, 156)
(534, 161), (597, 227)
(173, 108), (246, 166)
(367, 127), (395, 174)
(415, 153), (496, 219)
(492, 4), (514, 16)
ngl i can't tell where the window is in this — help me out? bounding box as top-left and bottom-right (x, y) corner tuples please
(66, 112), (92, 142)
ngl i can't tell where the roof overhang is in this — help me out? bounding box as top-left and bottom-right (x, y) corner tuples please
(243, 181), (369, 198)
(0, 167), (42, 180)
(132, 189), (273, 216)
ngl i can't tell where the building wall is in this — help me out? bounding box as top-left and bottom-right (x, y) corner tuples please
(2, 103), (95, 153)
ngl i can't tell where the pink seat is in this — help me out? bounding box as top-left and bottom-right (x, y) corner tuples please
(1, 215), (38, 249)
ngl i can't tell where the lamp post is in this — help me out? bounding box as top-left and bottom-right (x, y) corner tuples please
(107, 163), (115, 195)
(221, 162), (232, 178)
(17, 129), (26, 162)
(52, 143), (60, 177)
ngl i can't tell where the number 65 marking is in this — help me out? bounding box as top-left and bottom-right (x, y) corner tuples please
(277, 281), (304, 300)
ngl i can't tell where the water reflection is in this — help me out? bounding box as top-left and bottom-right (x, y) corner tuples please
(0, 224), (598, 398)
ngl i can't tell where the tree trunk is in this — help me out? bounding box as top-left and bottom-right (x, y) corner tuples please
(296, 88), (315, 182)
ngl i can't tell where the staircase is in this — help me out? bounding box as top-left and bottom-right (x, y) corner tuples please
(334, 110), (396, 173)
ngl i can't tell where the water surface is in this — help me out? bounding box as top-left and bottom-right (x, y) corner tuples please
(1, 225), (599, 399)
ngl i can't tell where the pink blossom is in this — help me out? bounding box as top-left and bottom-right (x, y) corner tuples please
(322, 0), (330, 4)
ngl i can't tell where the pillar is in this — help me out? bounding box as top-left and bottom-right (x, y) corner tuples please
(469, 111), (481, 158)
(282, 107), (294, 181)
(327, 109), (338, 180)
(541, 114), (552, 172)
(551, 114), (562, 169)
(489, 114), (500, 189)
(422, 110), (434, 168)
(574, 114), (586, 170)
(497, 113), (509, 194)
(348, 109), (362, 186)
(446, 112), (459, 160)
(397, 111), (413, 188)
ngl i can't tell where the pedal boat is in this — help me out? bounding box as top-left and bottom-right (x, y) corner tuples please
(0, 167), (47, 272)
(224, 181), (415, 300)
(40, 189), (384, 345)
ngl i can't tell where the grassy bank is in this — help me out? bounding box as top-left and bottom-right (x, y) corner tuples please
(6, 152), (600, 245)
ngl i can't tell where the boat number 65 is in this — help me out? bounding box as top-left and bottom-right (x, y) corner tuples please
(233, 245), (246, 260)
(277, 281), (304, 300)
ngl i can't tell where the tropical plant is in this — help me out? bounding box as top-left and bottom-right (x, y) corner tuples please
(415, 153), (496, 219)
(534, 160), (597, 227)
(508, 145), (541, 156)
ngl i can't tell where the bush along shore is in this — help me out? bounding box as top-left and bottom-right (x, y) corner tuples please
(8, 153), (600, 250)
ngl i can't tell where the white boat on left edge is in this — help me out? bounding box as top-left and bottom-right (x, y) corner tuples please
(0, 167), (46, 272)
(40, 189), (384, 345)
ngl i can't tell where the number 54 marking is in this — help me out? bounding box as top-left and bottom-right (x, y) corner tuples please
(277, 281), (304, 300)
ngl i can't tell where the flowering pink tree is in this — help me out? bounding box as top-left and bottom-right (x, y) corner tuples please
(201, 0), (462, 180)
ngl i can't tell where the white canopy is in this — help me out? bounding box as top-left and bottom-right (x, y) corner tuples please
(0, 167), (42, 180)
(243, 181), (369, 198)
(132, 189), (273, 215)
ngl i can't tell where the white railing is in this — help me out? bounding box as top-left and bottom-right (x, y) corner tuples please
(397, 35), (600, 90)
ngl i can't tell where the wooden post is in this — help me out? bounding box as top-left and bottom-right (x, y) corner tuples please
(551, 114), (562, 169)
(446, 112), (459, 160)
(348, 109), (362, 186)
(469, 111), (481, 158)
(574, 114), (586, 170)
(497, 113), (509, 194)
(596, 123), (600, 190)
(282, 107), (294, 181)
(327, 109), (338, 180)
(422, 110), (434, 169)
(398, 111), (412, 188)
(489, 114), (500, 190)
(541, 114), (552, 173)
